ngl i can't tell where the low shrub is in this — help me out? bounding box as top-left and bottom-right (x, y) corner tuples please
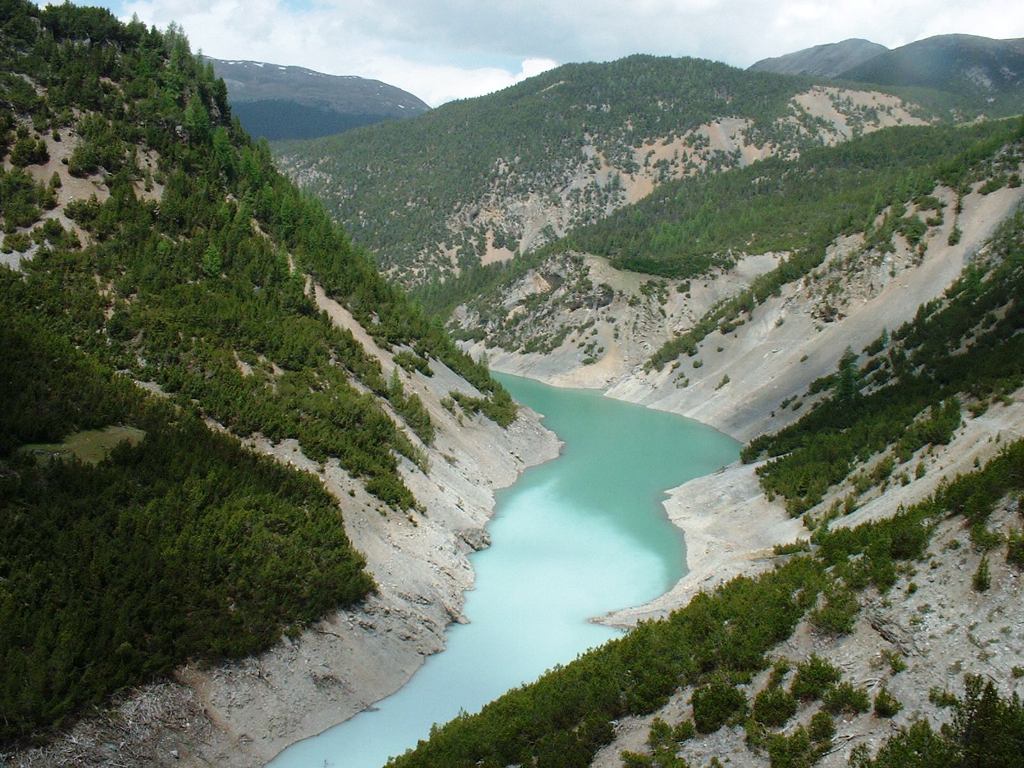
(808, 711), (835, 743)
(753, 687), (798, 727)
(766, 726), (820, 768)
(1006, 529), (1024, 569)
(810, 583), (860, 635)
(823, 682), (871, 715)
(791, 655), (842, 701)
(692, 677), (748, 734)
(972, 554), (991, 592)
(873, 686), (902, 718)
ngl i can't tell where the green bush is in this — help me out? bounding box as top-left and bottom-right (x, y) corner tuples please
(929, 687), (959, 708)
(823, 682), (871, 715)
(691, 677), (748, 734)
(752, 687), (798, 727)
(882, 649), (907, 675)
(973, 554), (992, 592)
(9, 135), (47, 166)
(873, 687), (902, 718)
(808, 711), (835, 743)
(766, 726), (819, 768)
(810, 583), (860, 635)
(767, 658), (792, 687)
(790, 655), (842, 701)
(1006, 529), (1024, 569)
(2, 231), (31, 253)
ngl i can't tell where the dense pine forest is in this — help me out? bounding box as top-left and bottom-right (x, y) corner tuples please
(0, 0), (509, 747)
(276, 55), (805, 254)
(0, 312), (373, 744)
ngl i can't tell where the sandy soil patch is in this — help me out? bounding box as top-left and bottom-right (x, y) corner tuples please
(481, 229), (516, 265)
(791, 86), (930, 143)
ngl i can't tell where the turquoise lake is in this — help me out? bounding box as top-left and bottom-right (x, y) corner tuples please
(269, 373), (738, 768)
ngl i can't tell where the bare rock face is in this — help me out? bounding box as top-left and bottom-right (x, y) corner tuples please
(459, 527), (492, 552)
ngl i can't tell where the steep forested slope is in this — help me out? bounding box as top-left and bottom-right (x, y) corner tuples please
(0, 315), (373, 744)
(276, 55), (942, 286)
(0, 0), (512, 749)
(562, 121), (1013, 277)
(744, 207), (1024, 514)
(436, 118), (1021, 366)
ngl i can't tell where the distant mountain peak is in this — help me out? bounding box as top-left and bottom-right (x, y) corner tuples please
(837, 34), (1024, 95)
(752, 34), (1024, 106)
(749, 38), (888, 78)
(205, 56), (429, 141)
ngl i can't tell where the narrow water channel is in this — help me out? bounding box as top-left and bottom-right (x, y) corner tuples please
(270, 373), (738, 768)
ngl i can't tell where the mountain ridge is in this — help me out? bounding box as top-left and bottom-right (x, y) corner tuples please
(837, 33), (1024, 98)
(206, 56), (429, 140)
(749, 38), (889, 78)
(753, 33), (1024, 113)
(276, 54), (943, 288)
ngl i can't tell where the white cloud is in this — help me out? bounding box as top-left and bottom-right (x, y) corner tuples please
(370, 57), (559, 106)
(113, 0), (1024, 105)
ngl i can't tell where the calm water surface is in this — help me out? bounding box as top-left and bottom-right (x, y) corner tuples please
(270, 373), (738, 768)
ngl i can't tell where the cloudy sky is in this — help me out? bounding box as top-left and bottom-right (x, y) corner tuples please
(90, 1), (1024, 106)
